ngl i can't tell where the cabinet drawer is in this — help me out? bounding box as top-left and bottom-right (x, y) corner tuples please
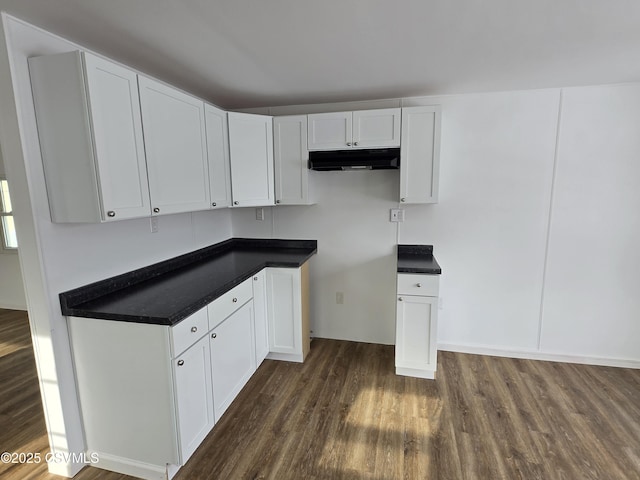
(171, 307), (209, 357)
(397, 273), (439, 297)
(208, 279), (253, 329)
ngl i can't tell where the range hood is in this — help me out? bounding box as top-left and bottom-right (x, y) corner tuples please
(308, 148), (400, 171)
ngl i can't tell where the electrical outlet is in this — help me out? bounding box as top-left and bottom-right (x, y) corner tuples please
(150, 217), (159, 233)
(255, 207), (264, 221)
(336, 292), (344, 304)
(390, 209), (405, 222)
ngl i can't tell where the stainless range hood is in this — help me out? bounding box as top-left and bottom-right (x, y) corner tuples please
(308, 148), (400, 171)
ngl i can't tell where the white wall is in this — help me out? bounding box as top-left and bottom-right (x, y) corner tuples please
(540, 85), (640, 362)
(0, 145), (27, 310)
(235, 86), (640, 367)
(0, 16), (232, 476)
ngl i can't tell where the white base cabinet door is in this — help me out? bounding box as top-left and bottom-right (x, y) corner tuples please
(399, 106), (441, 204)
(227, 112), (275, 207)
(29, 51), (151, 223)
(173, 335), (215, 464)
(395, 295), (438, 379)
(139, 76), (210, 216)
(209, 301), (256, 422)
(265, 264), (310, 363)
(252, 270), (269, 365)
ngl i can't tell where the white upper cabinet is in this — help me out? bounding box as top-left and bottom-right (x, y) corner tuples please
(138, 77), (210, 216)
(307, 108), (401, 151)
(227, 112), (275, 207)
(307, 111), (352, 150)
(204, 104), (232, 209)
(352, 109), (401, 148)
(399, 106), (441, 204)
(273, 115), (314, 205)
(29, 51), (151, 222)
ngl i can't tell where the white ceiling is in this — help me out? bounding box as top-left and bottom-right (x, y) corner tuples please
(1, 0), (640, 109)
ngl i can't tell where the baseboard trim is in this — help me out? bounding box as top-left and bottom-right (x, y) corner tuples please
(396, 366), (436, 379)
(0, 302), (27, 311)
(266, 351), (304, 363)
(438, 343), (640, 369)
(47, 458), (85, 477)
(89, 452), (170, 480)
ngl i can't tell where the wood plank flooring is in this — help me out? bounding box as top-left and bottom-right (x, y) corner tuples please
(1, 308), (639, 479)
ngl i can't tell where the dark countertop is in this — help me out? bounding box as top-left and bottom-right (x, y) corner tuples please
(60, 238), (317, 326)
(397, 245), (442, 274)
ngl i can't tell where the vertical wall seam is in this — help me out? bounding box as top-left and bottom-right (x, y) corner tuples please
(537, 89), (564, 351)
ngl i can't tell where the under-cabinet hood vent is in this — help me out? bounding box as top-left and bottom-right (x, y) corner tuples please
(308, 148), (400, 171)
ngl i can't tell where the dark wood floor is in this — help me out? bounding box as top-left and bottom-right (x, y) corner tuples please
(1, 308), (639, 479)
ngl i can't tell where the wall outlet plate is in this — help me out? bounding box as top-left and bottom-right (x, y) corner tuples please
(390, 209), (405, 222)
(255, 207), (264, 221)
(150, 217), (159, 233)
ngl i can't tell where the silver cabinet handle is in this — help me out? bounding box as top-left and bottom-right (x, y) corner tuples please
(177, 360), (184, 366)
(190, 326), (197, 333)
(233, 201), (239, 205)
(400, 198), (406, 203)
(416, 283), (422, 288)
(211, 333), (217, 339)
(232, 298), (238, 303)
(398, 297), (403, 302)
(107, 211), (116, 218)
(254, 277), (258, 281)
(346, 142), (352, 146)
(354, 142), (359, 146)
(276, 200), (281, 204)
(153, 207), (160, 213)
(212, 202), (217, 207)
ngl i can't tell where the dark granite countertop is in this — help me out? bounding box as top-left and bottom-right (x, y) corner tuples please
(60, 238), (317, 326)
(397, 245), (442, 274)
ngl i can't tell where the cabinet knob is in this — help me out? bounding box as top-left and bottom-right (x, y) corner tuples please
(153, 207), (160, 213)
(276, 200), (281, 204)
(416, 283), (422, 288)
(107, 210), (116, 218)
(177, 360), (184, 366)
(190, 326), (198, 333)
(232, 297), (238, 303)
(398, 297), (403, 302)
(346, 142), (352, 147)
(212, 202), (217, 207)
(254, 277), (258, 281)
(354, 142), (359, 146)
(211, 333), (217, 339)
(400, 198), (406, 203)
(234, 201), (239, 205)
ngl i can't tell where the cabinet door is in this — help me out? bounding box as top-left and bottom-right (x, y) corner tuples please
(205, 104), (232, 209)
(252, 270), (269, 365)
(210, 301), (256, 422)
(227, 112), (275, 207)
(139, 77), (211, 215)
(395, 295), (438, 377)
(173, 335), (215, 464)
(352, 108), (401, 148)
(266, 267), (302, 357)
(273, 115), (312, 205)
(307, 112), (352, 151)
(83, 53), (151, 221)
(399, 106), (441, 204)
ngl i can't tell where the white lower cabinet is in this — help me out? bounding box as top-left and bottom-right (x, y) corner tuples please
(173, 335), (215, 463)
(67, 266), (309, 479)
(209, 300), (256, 422)
(252, 270), (269, 365)
(266, 263), (310, 363)
(395, 273), (440, 379)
